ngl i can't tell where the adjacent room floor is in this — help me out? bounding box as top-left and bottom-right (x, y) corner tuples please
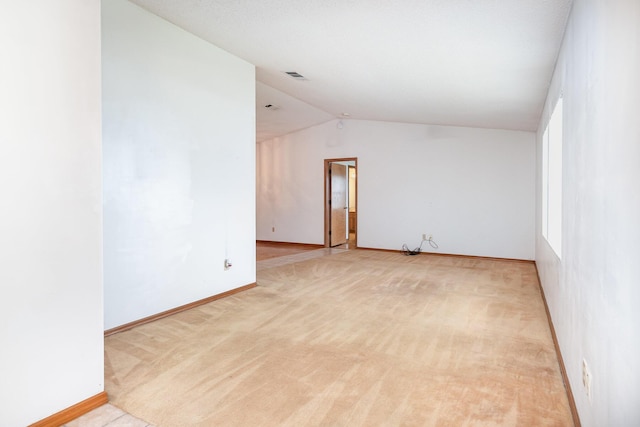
(72, 244), (574, 426)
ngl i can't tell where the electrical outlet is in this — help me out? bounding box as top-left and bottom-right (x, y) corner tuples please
(272, 226), (275, 232)
(422, 233), (427, 241)
(428, 234), (433, 240)
(224, 259), (232, 270)
(582, 359), (592, 401)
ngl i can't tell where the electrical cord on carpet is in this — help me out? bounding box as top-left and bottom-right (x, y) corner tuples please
(402, 237), (439, 256)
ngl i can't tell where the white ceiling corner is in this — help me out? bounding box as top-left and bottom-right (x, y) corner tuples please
(128, 0), (574, 139)
(256, 82), (335, 142)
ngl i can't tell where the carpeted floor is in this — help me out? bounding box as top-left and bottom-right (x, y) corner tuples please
(104, 249), (574, 426)
(256, 241), (323, 261)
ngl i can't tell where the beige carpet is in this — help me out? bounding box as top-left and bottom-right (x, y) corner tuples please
(256, 242), (322, 261)
(105, 250), (574, 426)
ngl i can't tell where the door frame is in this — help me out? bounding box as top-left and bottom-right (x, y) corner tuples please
(324, 157), (358, 248)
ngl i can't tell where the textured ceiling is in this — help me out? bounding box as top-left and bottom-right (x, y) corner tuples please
(129, 0), (573, 140)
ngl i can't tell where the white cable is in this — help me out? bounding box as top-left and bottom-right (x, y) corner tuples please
(402, 236), (438, 255)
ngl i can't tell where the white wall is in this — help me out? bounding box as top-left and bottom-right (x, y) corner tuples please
(257, 120), (535, 260)
(0, 1), (103, 425)
(102, 0), (255, 330)
(536, 0), (640, 425)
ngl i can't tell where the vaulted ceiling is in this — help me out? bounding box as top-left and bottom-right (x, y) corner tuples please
(129, 0), (573, 141)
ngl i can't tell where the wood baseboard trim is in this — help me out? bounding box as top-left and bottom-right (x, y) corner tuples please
(104, 282), (257, 337)
(534, 264), (581, 427)
(29, 391), (108, 427)
(257, 240), (324, 249)
(356, 246), (534, 263)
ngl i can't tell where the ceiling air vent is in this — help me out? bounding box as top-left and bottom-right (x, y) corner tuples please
(284, 71), (307, 80)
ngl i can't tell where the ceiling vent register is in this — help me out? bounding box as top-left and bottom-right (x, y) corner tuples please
(284, 71), (307, 80)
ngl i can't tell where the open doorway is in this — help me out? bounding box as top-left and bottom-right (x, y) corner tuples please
(324, 158), (357, 248)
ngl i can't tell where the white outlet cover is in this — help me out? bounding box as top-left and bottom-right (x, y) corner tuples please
(582, 359), (592, 401)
